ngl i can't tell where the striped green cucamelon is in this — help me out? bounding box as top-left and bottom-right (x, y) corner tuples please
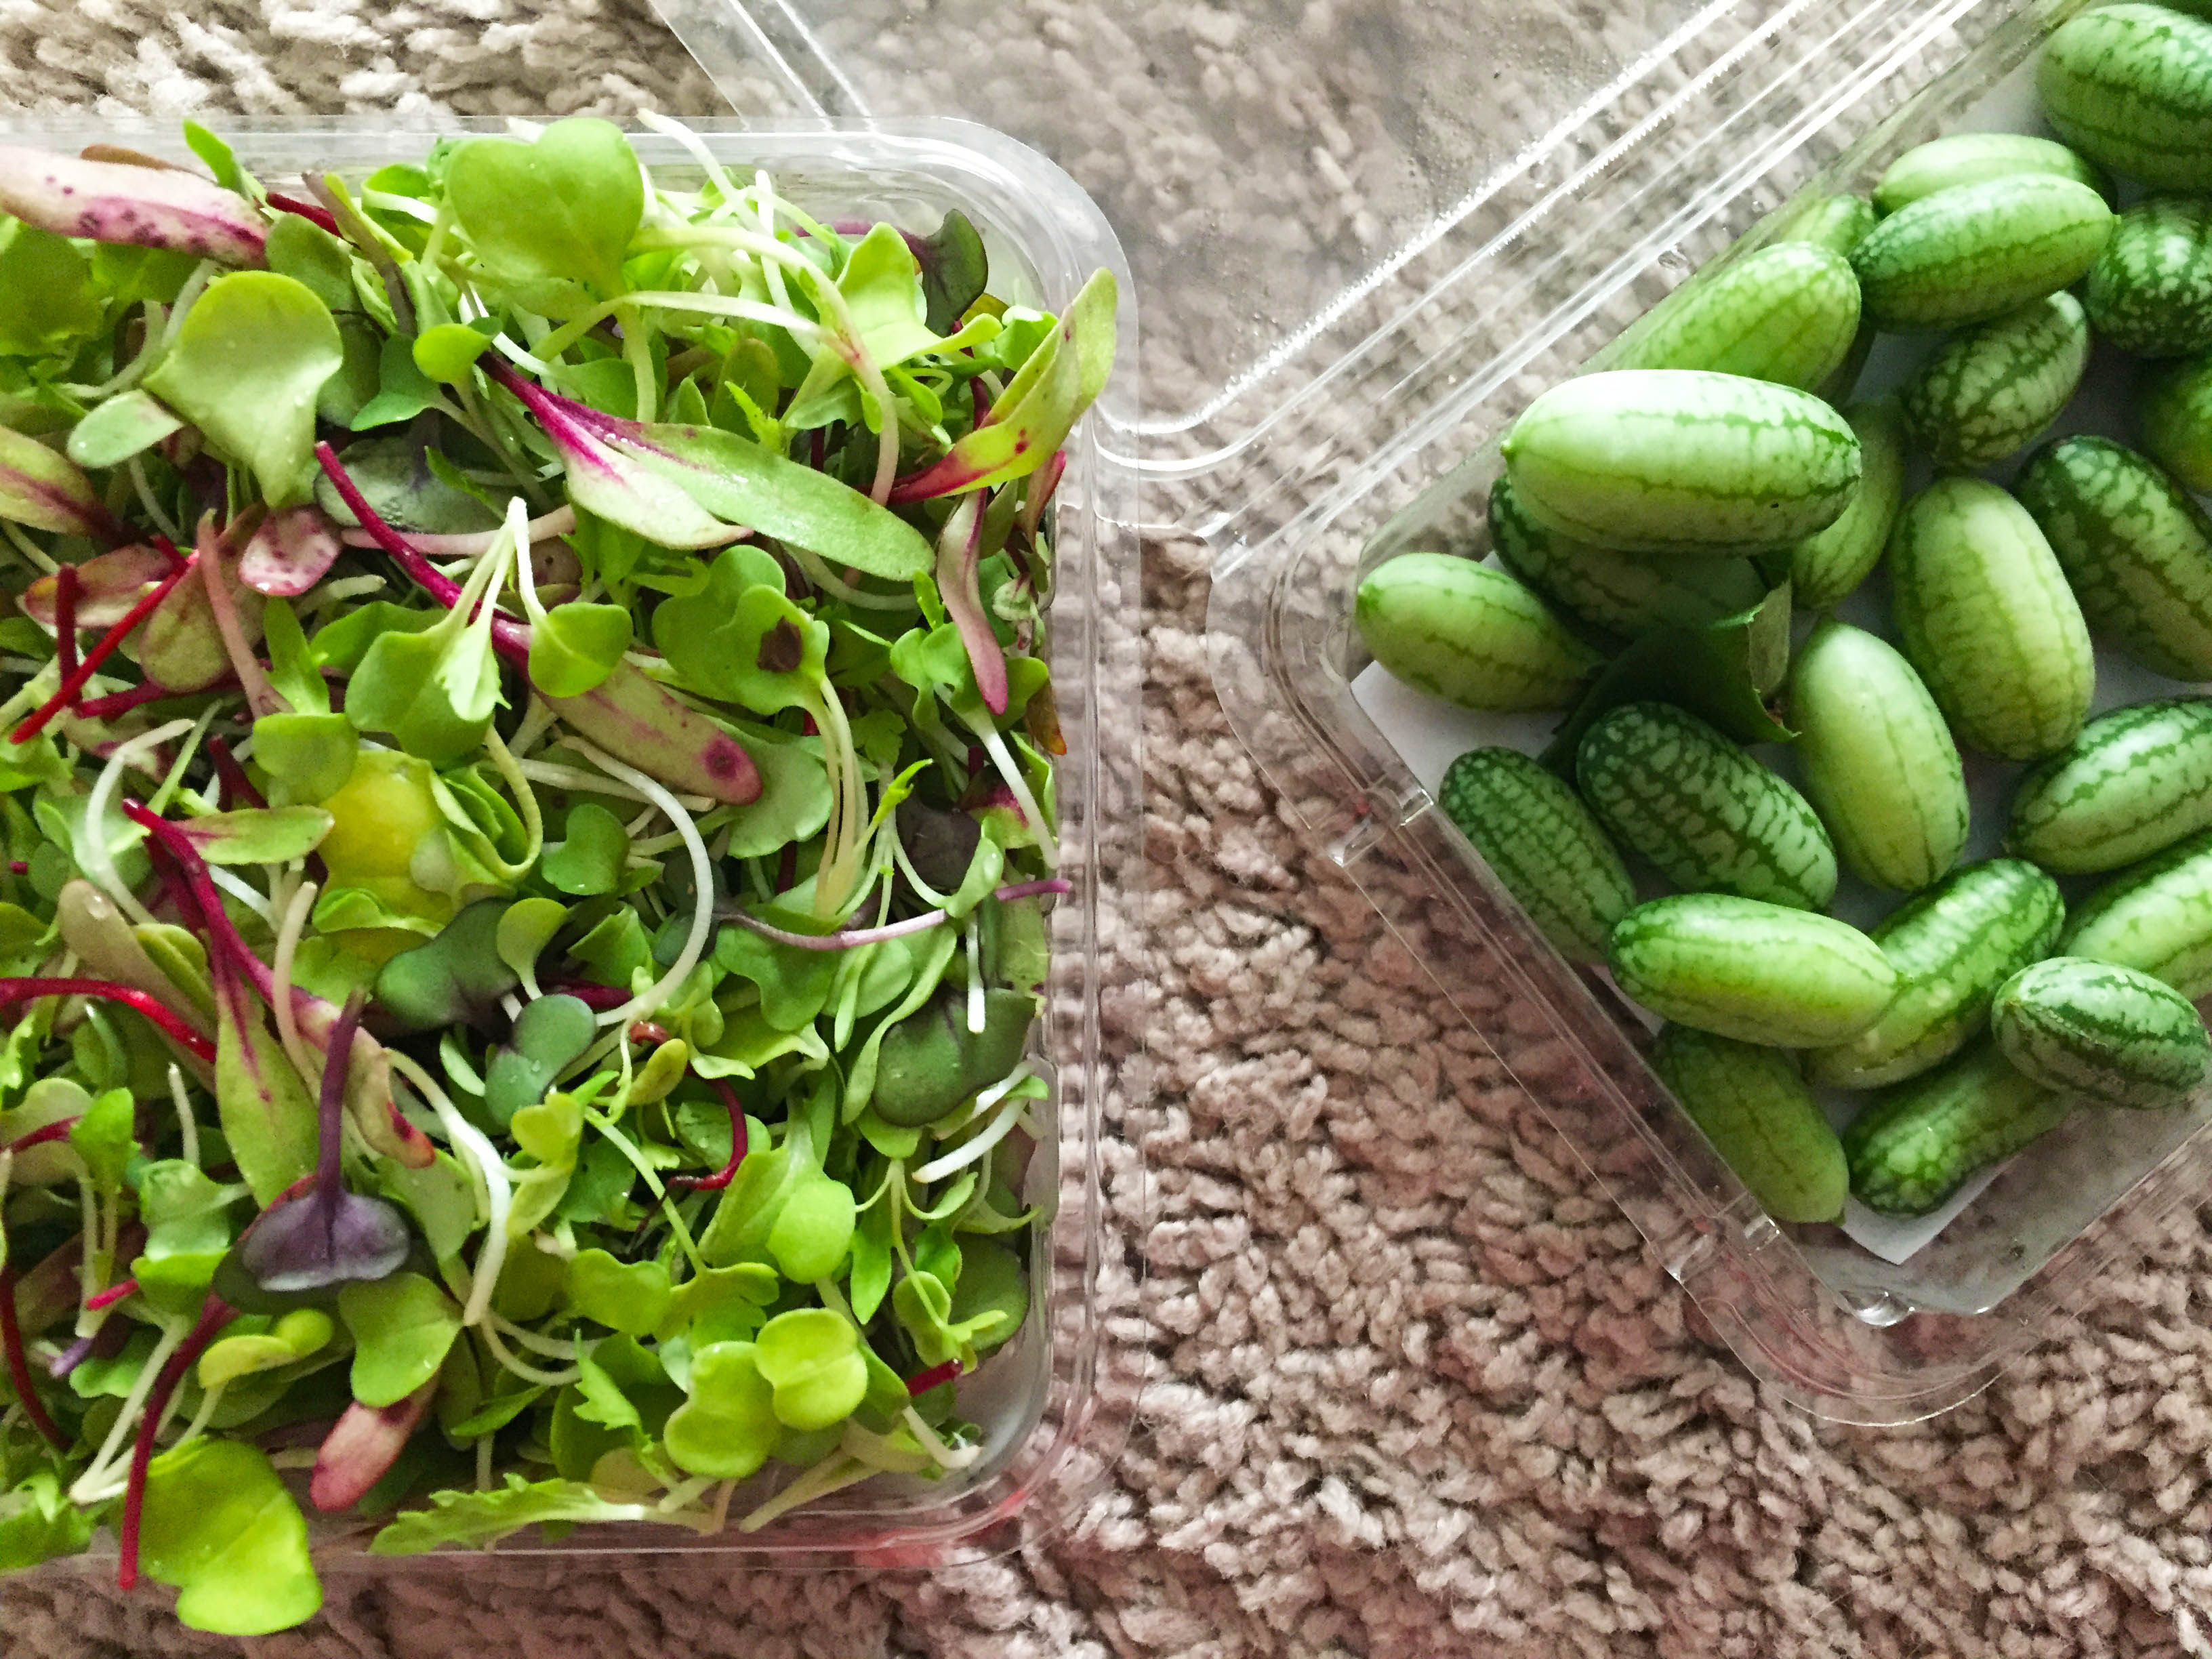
(1887, 476), (2095, 761)
(1606, 243), (1861, 390)
(2083, 194), (2212, 356)
(2039, 5), (2212, 193)
(1990, 956), (2212, 1109)
(2137, 349), (2212, 489)
(1849, 173), (2114, 331)
(1841, 1044), (2073, 1216)
(2062, 828), (2212, 998)
(1788, 398), (1904, 611)
(1486, 477), (1763, 644)
(1787, 619), (1967, 893)
(1650, 1027), (1847, 1223)
(1355, 552), (1599, 712)
(1498, 369), (1862, 556)
(1436, 747), (1633, 965)
(1608, 894), (1898, 1047)
(1898, 291), (2090, 470)
(1872, 134), (2112, 214)
(1806, 858), (2066, 1090)
(1576, 701), (1837, 909)
(1777, 192), (1877, 256)
(2006, 697), (2212, 874)
(2013, 434), (2212, 681)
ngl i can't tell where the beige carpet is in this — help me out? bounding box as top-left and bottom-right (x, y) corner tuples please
(3, 2), (2211, 1655)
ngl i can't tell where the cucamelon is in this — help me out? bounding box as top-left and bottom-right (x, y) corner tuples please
(2062, 827), (2212, 998)
(1777, 192), (1878, 256)
(1787, 619), (1968, 894)
(2137, 348), (2212, 488)
(1436, 747), (1633, 965)
(1842, 1044), (2073, 1216)
(1355, 552), (1599, 712)
(1849, 173), (2113, 331)
(1607, 242), (1861, 390)
(1575, 701), (1837, 911)
(1990, 956), (2212, 1109)
(1498, 369), (1862, 556)
(1887, 476), (2095, 761)
(1807, 858), (2066, 1090)
(1608, 893), (1898, 1048)
(2083, 194), (2212, 356)
(1788, 397), (1905, 611)
(1487, 476), (1763, 644)
(2014, 434), (2212, 681)
(1872, 133), (2111, 215)
(1898, 290), (2090, 470)
(2006, 697), (2212, 874)
(1650, 1027), (1848, 1223)
(2039, 4), (2212, 193)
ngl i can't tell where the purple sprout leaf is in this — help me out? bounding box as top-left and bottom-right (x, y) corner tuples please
(914, 210), (989, 335)
(0, 144), (268, 268)
(236, 989), (411, 1294)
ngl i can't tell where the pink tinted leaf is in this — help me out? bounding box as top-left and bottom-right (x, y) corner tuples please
(888, 268), (1115, 504)
(239, 506), (343, 596)
(310, 1379), (436, 1512)
(20, 544), (172, 628)
(0, 144), (266, 268)
(547, 659), (762, 806)
(935, 494), (1006, 716)
(0, 424), (123, 539)
(485, 363), (733, 551)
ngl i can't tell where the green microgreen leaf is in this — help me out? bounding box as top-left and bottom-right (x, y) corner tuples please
(751, 1308), (867, 1431)
(660, 1340), (779, 1480)
(539, 802), (630, 896)
(143, 272), (345, 507)
(565, 1249), (671, 1338)
(66, 388), (184, 469)
(483, 994), (595, 1128)
(173, 806), (335, 865)
(445, 119), (643, 301)
(527, 600), (631, 699)
(138, 1438), (323, 1635)
(339, 1272), (464, 1408)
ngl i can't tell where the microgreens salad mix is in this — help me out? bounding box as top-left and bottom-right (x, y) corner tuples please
(0, 115), (1113, 1633)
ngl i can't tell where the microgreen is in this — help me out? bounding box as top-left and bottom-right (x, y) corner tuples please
(0, 117), (1110, 1629)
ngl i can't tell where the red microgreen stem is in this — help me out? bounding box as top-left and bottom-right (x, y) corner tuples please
(0, 979), (215, 1065)
(316, 991), (366, 1201)
(628, 1021), (671, 1046)
(74, 676), (221, 722)
(52, 563), (79, 684)
(670, 1080), (749, 1192)
(0, 1263), (68, 1449)
(117, 1294), (237, 1591)
(5, 862), (24, 876)
(204, 733), (266, 811)
(11, 554), (197, 744)
(5, 1117), (80, 1154)
(83, 1277), (138, 1312)
(905, 1359), (960, 1397)
(266, 192), (341, 235)
(312, 443), (531, 668)
(150, 534), (187, 574)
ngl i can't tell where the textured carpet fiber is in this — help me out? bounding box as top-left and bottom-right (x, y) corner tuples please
(2, 2), (2211, 1655)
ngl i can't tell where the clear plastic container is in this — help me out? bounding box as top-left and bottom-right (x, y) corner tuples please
(647, 0), (2205, 1426)
(0, 110), (1144, 1565)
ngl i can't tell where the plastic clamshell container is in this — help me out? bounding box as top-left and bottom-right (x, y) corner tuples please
(1, 112), (1143, 1567)
(1208, 0), (2212, 1427)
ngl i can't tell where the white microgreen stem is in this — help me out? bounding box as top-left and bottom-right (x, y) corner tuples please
(391, 1052), (508, 1328)
(476, 1317), (580, 1389)
(165, 1063), (199, 1167)
(910, 1080), (1031, 1186)
(966, 712), (1059, 870)
(69, 1315), (186, 1503)
(736, 1452), (872, 1534)
(197, 531), (280, 717)
(965, 916), (985, 1034)
(901, 1406), (982, 1471)
(85, 717), (197, 926)
(126, 456), (181, 541)
(270, 878), (319, 1088)
(565, 741), (714, 1031)
(1, 520), (56, 576)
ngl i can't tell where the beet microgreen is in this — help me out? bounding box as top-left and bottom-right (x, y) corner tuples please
(0, 116), (1110, 1628)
